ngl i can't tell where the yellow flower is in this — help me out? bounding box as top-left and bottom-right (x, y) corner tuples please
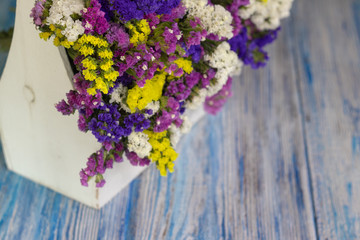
(61, 40), (74, 49)
(127, 19), (151, 46)
(138, 19), (151, 36)
(79, 45), (95, 56)
(53, 37), (61, 46)
(39, 32), (52, 41)
(87, 87), (97, 95)
(98, 49), (113, 59)
(100, 59), (113, 71)
(95, 77), (108, 94)
(144, 130), (178, 176)
(82, 69), (97, 81)
(54, 28), (63, 38)
(82, 58), (97, 70)
(38, 32), (117, 96)
(173, 58), (193, 75)
(167, 162), (175, 173)
(126, 71), (167, 112)
(103, 70), (119, 82)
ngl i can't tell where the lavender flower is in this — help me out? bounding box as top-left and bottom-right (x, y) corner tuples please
(204, 77), (233, 115)
(80, 142), (125, 187)
(30, 0), (45, 26)
(125, 151), (151, 166)
(106, 23), (130, 48)
(165, 79), (191, 101)
(154, 98), (183, 132)
(82, 0), (110, 35)
(226, 0), (250, 35)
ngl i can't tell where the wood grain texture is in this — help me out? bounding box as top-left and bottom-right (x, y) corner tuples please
(290, 0), (360, 239)
(0, 26), (316, 240)
(0, 0), (359, 238)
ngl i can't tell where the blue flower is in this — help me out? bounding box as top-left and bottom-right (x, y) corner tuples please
(108, 0), (181, 22)
(228, 27), (280, 69)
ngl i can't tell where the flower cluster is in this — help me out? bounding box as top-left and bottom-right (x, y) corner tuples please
(31, 0), (293, 187)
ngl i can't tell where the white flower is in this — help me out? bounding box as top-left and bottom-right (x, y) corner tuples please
(47, 0), (85, 42)
(144, 101), (160, 118)
(180, 116), (192, 134)
(127, 132), (152, 158)
(168, 116), (193, 146)
(110, 84), (132, 113)
(183, 0), (234, 39)
(185, 88), (208, 109)
(239, 0), (294, 30)
(169, 124), (181, 147)
(62, 20), (85, 42)
(204, 42), (243, 96)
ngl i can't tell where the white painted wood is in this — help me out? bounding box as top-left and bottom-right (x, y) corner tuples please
(0, 0), (205, 209)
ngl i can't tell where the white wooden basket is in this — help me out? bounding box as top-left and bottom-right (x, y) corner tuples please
(0, 0), (205, 209)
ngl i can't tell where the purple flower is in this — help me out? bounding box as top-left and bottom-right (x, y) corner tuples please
(89, 103), (150, 143)
(57, 74), (101, 127)
(201, 69), (216, 89)
(98, 0), (114, 21)
(106, 159), (114, 169)
(186, 45), (202, 63)
(30, 0), (45, 26)
(165, 79), (191, 101)
(106, 23), (130, 48)
(228, 27), (280, 69)
(78, 114), (87, 132)
(96, 179), (106, 188)
(186, 30), (207, 48)
(126, 151), (151, 166)
(162, 23), (181, 54)
(81, 0), (110, 35)
(145, 13), (160, 28)
(204, 77), (233, 115)
(154, 98), (183, 132)
(114, 142), (124, 162)
(114, 153), (123, 163)
(160, 4), (186, 22)
(103, 141), (113, 151)
(80, 178), (89, 187)
(186, 71), (201, 89)
(55, 100), (74, 115)
(96, 165), (106, 174)
(73, 73), (90, 94)
(87, 155), (97, 171)
(110, 0), (181, 22)
(227, 0), (250, 35)
(118, 73), (135, 87)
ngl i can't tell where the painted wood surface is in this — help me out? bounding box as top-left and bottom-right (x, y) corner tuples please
(289, 0), (360, 239)
(0, 0), (359, 239)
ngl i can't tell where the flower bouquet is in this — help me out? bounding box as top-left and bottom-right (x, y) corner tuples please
(30, 0), (293, 188)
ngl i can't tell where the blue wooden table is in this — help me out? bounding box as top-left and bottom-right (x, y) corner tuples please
(1, 0), (360, 239)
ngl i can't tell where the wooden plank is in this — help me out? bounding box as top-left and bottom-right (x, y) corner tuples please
(290, 0), (360, 239)
(0, 12), (317, 239)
